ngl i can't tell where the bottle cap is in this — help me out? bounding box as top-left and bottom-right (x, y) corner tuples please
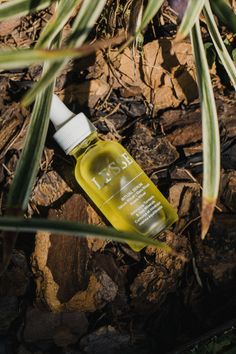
(49, 94), (96, 154)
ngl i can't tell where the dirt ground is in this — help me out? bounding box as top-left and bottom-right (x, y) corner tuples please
(0, 2), (236, 354)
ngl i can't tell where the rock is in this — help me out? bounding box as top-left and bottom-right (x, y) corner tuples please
(23, 308), (88, 346)
(80, 326), (131, 354)
(65, 270), (118, 312)
(80, 325), (150, 354)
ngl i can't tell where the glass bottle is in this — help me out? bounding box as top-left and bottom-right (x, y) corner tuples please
(50, 95), (178, 251)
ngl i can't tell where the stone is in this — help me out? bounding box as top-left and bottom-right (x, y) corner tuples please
(23, 308), (88, 346)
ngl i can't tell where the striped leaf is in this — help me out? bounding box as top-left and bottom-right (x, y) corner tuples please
(3, 70), (55, 274)
(135, 0), (165, 34)
(0, 217), (173, 253)
(0, 0), (54, 21)
(204, 1), (236, 90)
(210, 0), (236, 34)
(178, 0), (206, 39)
(3, 27), (60, 275)
(116, 0), (165, 56)
(69, 0), (107, 46)
(36, 0), (83, 48)
(0, 36), (121, 70)
(7, 70), (54, 211)
(190, 21), (220, 239)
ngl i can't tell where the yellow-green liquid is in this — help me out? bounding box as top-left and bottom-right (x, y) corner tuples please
(71, 133), (178, 251)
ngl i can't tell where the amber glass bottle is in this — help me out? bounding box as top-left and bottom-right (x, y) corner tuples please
(50, 95), (178, 251)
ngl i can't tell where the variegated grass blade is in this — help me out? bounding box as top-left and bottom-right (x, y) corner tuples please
(0, 0), (55, 20)
(190, 20), (220, 239)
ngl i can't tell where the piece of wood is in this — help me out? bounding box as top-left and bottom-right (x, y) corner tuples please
(159, 94), (236, 148)
(32, 193), (117, 312)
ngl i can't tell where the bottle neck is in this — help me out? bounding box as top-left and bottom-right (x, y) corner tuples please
(70, 132), (99, 158)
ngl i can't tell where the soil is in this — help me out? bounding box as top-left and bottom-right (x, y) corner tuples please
(0, 2), (236, 354)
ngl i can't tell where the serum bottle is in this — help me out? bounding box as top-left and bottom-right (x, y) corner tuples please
(50, 95), (178, 251)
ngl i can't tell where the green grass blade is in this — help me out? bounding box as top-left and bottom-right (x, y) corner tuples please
(2, 28), (60, 274)
(204, 1), (236, 89)
(7, 75), (54, 211)
(106, 0), (165, 57)
(22, 0), (108, 106)
(36, 0), (83, 48)
(0, 217), (173, 253)
(0, 0), (54, 21)
(136, 0), (165, 33)
(6, 30), (63, 211)
(178, 0), (207, 39)
(0, 48), (73, 69)
(190, 20), (220, 239)
(22, 61), (66, 106)
(210, 0), (236, 34)
(0, 36), (120, 70)
(70, 0), (107, 46)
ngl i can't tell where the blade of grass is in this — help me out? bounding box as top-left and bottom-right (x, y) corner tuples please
(117, 0), (165, 55)
(128, 0), (144, 37)
(203, 1), (236, 89)
(1, 74), (54, 275)
(210, 0), (236, 34)
(7, 78), (54, 211)
(135, 0), (165, 34)
(0, 217), (173, 253)
(69, 0), (107, 46)
(190, 20), (220, 239)
(0, 35), (123, 70)
(2, 30), (60, 275)
(0, 0), (55, 21)
(177, 0), (207, 39)
(36, 0), (83, 48)
(22, 0), (108, 106)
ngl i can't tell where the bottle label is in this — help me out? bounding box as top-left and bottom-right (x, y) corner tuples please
(91, 158), (167, 237)
(91, 152), (134, 190)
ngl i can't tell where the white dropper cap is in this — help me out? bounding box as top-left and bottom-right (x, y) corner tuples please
(49, 94), (96, 154)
